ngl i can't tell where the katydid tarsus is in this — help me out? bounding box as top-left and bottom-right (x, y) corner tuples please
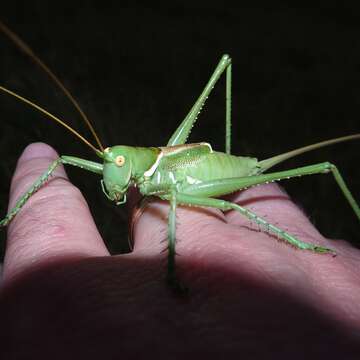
(1, 22), (360, 291)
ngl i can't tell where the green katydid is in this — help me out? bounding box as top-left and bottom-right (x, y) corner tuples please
(1, 22), (360, 290)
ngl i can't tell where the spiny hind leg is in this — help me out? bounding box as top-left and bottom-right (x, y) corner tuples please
(167, 54), (233, 153)
(160, 193), (336, 255)
(183, 162), (360, 222)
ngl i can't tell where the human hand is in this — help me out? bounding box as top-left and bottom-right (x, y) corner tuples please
(1, 143), (360, 359)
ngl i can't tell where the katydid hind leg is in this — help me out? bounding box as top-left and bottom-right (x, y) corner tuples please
(160, 193), (335, 255)
(167, 54), (233, 153)
(0, 156), (103, 227)
(225, 61), (232, 154)
(183, 162), (360, 222)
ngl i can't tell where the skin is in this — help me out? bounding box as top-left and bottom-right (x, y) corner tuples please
(1, 143), (360, 359)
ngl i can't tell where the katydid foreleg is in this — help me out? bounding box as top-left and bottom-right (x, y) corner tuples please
(0, 156), (103, 227)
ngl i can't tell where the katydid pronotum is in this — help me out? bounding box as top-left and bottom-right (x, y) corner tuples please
(0, 22), (360, 291)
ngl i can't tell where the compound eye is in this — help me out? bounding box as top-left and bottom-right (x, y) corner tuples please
(115, 155), (125, 167)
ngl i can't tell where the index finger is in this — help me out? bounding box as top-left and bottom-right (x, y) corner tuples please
(2, 143), (109, 285)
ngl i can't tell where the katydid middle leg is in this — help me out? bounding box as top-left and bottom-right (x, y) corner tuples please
(166, 189), (179, 288)
(167, 54), (233, 153)
(158, 161), (360, 283)
(161, 188), (189, 293)
(160, 193), (335, 255)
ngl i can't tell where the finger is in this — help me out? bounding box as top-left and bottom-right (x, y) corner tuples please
(3, 143), (109, 283)
(131, 196), (227, 255)
(225, 183), (323, 239)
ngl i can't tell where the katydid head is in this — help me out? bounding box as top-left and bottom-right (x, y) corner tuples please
(102, 146), (133, 204)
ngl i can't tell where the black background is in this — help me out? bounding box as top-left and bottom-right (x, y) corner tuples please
(1, 2), (360, 256)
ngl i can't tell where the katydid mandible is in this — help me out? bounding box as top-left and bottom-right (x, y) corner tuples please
(0, 22), (360, 290)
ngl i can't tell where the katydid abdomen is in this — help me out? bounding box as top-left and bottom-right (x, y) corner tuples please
(141, 147), (259, 197)
(182, 151), (259, 182)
